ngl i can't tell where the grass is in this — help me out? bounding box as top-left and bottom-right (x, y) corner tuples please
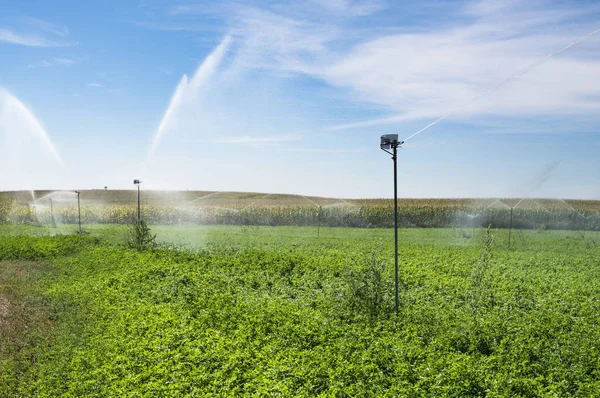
(0, 225), (599, 396)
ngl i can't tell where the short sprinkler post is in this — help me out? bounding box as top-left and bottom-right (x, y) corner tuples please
(317, 206), (322, 238)
(380, 134), (404, 312)
(508, 206), (514, 249)
(74, 191), (82, 233)
(133, 179), (142, 224)
(49, 198), (56, 227)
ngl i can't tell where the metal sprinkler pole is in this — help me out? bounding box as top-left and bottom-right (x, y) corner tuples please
(133, 180), (142, 225)
(508, 207), (513, 249)
(76, 191), (82, 233)
(137, 184), (141, 224)
(380, 134), (402, 313)
(317, 206), (321, 238)
(50, 198), (55, 227)
(392, 144), (399, 312)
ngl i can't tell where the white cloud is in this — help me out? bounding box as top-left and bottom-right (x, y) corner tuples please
(87, 83), (104, 88)
(53, 57), (74, 67)
(305, 0), (383, 17)
(214, 134), (302, 144)
(29, 57), (75, 68)
(0, 28), (71, 47)
(138, 0), (600, 198)
(22, 17), (70, 37)
(212, 0), (600, 134)
(0, 17), (74, 47)
(28, 60), (54, 68)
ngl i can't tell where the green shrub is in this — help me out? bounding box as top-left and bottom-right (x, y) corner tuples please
(125, 220), (156, 251)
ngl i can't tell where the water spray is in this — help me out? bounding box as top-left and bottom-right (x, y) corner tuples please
(186, 191), (221, 206)
(301, 195), (323, 238)
(380, 134), (403, 312)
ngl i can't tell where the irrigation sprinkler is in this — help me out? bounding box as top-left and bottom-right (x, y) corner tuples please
(74, 191), (82, 233)
(508, 207), (513, 250)
(380, 134), (404, 312)
(317, 206), (322, 238)
(49, 198), (56, 227)
(133, 180), (142, 224)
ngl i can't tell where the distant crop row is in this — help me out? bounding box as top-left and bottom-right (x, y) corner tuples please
(2, 198), (599, 230)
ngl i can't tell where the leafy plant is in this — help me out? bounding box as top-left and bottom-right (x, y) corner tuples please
(468, 224), (496, 314)
(125, 219), (156, 251)
(343, 247), (392, 318)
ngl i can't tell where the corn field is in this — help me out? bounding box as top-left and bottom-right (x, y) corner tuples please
(2, 192), (599, 231)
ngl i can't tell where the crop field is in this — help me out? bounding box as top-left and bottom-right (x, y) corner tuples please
(1, 214), (600, 396)
(2, 190), (600, 231)
(3, 0), (600, 396)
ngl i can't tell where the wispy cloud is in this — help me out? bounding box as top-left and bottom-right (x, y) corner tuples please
(0, 17), (74, 47)
(283, 147), (364, 153)
(198, 0), (600, 135)
(28, 59), (54, 68)
(305, 0), (383, 17)
(22, 17), (70, 37)
(0, 28), (72, 47)
(139, 0), (600, 198)
(53, 57), (74, 66)
(214, 134), (302, 145)
(29, 57), (74, 68)
(87, 82), (104, 88)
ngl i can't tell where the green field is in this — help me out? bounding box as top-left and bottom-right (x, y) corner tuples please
(1, 224), (599, 396)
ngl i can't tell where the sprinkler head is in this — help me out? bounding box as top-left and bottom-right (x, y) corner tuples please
(380, 134), (403, 150)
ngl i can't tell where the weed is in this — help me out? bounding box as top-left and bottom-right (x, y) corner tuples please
(125, 220), (156, 251)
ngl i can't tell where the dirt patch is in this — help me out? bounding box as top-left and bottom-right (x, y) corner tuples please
(0, 295), (9, 327)
(0, 261), (51, 339)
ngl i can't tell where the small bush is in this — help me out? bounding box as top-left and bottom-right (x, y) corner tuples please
(344, 248), (392, 317)
(125, 220), (156, 251)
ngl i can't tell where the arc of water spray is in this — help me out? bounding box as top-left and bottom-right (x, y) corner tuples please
(148, 35), (232, 158)
(0, 87), (63, 165)
(240, 193), (272, 211)
(301, 195), (320, 207)
(402, 26), (600, 143)
(484, 199), (511, 210)
(185, 191), (222, 206)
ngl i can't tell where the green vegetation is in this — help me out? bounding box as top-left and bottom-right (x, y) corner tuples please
(1, 225), (599, 396)
(2, 190), (599, 230)
(126, 220), (157, 251)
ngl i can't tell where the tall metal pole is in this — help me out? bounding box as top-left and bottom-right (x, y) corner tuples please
(137, 184), (141, 224)
(77, 191), (82, 233)
(392, 144), (399, 312)
(508, 207), (513, 250)
(50, 198), (55, 227)
(317, 206), (321, 238)
(381, 135), (402, 313)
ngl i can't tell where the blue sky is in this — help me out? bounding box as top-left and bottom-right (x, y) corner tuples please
(1, 0), (599, 199)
